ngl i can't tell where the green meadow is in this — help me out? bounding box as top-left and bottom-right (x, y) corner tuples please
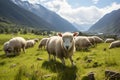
(0, 34), (120, 80)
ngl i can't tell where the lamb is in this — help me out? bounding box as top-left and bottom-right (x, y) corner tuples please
(46, 32), (79, 66)
(4, 37), (26, 56)
(109, 40), (120, 49)
(92, 36), (103, 43)
(75, 36), (92, 50)
(38, 38), (49, 49)
(105, 38), (115, 43)
(25, 40), (36, 49)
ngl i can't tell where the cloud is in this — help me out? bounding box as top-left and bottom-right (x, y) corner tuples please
(43, 0), (120, 27)
(92, 0), (99, 4)
(100, 2), (120, 14)
(21, 0), (39, 4)
(58, 6), (103, 26)
(43, 0), (103, 26)
(44, 0), (71, 12)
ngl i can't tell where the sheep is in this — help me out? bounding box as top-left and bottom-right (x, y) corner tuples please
(34, 38), (39, 43)
(4, 37), (26, 56)
(109, 40), (120, 49)
(38, 38), (49, 49)
(92, 36), (103, 43)
(87, 36), (95, 46)
(46, 32), (79, 66)
(105, 38), (115, 43)
(75, 36), (92, 51)
(25, 40), (36, 49)
(3, 41), (11, 56)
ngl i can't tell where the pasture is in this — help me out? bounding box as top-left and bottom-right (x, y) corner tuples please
(0, 34), (120, 80)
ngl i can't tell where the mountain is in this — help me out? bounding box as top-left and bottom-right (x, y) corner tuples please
(0, 0), (55, 30)
(12, 0), (77, 32)
(88, 9), (120, 35)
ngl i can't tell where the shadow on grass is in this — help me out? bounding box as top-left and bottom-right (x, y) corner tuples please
(56, 66), (78, 80)
(0, 61), (6, 66)
(76, 49), (91, 52)
(0, 54), (6, 59)
(0, 54), (19, 59)
(42, 60), (65, 72)
(42, 60), (78, 80)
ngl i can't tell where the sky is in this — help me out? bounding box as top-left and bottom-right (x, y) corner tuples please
(22, 0), (120, 29)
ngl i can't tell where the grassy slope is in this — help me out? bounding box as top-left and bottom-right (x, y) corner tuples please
(0, 34), (120, 80)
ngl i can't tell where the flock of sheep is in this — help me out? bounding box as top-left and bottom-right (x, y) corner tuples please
(3, 37), (39, 56)
(3, 32), (120, 66)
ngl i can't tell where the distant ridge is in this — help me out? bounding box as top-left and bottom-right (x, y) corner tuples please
(88, 9), (120, 35)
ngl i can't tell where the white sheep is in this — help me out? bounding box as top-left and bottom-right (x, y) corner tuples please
(105, 38), (115, 43)
(46, 32), (79, 66)
(87, 36), (95, 46)
(3, 41), (11, 56)
(38, 38), (49, 49)
(75, 36), (92, 50)
(25, 40), (36, 49)
(92, 36), (103, 43)
(109, 40), (120, 49)
(4, 37), (26, 56)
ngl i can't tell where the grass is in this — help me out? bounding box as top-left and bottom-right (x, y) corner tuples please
(0, 34), (120, 80)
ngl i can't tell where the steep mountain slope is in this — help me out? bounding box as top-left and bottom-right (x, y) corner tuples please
(88, 9), (120, 35)
(12, 0), (77, 32)
(0, 0), (56, 31)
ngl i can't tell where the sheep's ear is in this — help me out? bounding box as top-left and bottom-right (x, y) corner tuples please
(57, 33), (62, 37)
(73, 32), (79, 36)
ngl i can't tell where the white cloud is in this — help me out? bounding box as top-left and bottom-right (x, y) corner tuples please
(100, 2), (120, 14)
(43, 0), (103, 26)
(21, 0), (44, 4)
(43, 0), (120, 27)
(92, 0), (99, 4)
(44, 0), (71, 12)
(58, 6), (103, 26)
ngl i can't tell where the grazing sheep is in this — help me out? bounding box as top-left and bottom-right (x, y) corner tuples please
(46, 32), (79, 66)
(92, 36), (103, 43)
(25, 40), (36, 49)
(75, 36), (92, 50)
(34, 38), (39, 42)
(4, 37), (26, 56)
(109, 40), (120, 49)
(38, 38), (49, 49)
(3, 41), (11, 56)
(105, 38), (115, 43)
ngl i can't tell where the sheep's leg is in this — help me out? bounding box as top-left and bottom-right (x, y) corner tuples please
(17, 48), (20, 54)
(69, 56), (75, 66)
(23, 47), (26, 53)
(54, 56), (56, 61)
(48, 54), (51, 61)
(19, 48), (21, 52)
(43, 46), (44, 50)
(60, 58), (65, 65)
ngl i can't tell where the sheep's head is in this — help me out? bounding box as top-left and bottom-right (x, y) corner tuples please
(5, 47), (13, 56)
(34, 38), (39, 42)
(58, 32), (79, 51)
